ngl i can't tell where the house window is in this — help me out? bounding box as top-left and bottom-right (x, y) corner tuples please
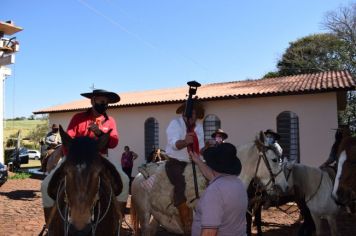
(203, 114), (221, 141)
(144, 117), (159, 162)
(277, 111), (300, 162)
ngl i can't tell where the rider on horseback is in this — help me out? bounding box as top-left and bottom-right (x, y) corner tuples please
(41, 89), (129, 229)
(41, 124), (61, 172)
(165, 101), (205, 235)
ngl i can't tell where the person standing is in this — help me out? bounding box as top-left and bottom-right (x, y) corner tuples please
(41, 89), (129, 224)
(190, 143), (247, 236)
(165, 101), (205, 235)
(121, 145), (138, 178)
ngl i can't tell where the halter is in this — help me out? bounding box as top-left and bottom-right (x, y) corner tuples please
(50, 176), (113, 236)
(253, 144), (284, 193)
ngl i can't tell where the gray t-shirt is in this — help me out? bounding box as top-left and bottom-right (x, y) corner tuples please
(192, 175), (248, 236)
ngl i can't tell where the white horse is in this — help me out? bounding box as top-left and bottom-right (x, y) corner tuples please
(131, 131), (288, 235)
(284, 163), (339, 236)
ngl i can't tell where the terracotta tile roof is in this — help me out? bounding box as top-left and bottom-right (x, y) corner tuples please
(34, 71), (355, 114)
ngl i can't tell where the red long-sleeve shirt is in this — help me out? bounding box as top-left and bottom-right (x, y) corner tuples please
(66, 110), (119, 154)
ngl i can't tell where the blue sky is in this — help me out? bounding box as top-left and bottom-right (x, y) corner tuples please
(2, 0), (353, 118)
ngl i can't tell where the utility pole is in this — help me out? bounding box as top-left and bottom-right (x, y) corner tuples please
(0, 21), (22, 164)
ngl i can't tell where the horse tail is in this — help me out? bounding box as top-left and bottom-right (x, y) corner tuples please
(130, 196), (140, 236)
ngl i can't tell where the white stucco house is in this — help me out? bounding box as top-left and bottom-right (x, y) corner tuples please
(34, 71), (356, 176)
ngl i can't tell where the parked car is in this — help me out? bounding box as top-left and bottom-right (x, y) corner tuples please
(27, 150), (41, 160)
(0, 162), (8, 186)
(9, 147), (29, 171)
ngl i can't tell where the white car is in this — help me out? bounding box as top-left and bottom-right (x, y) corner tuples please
(27, 150), (41, 160)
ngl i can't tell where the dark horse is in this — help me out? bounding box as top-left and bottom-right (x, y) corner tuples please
(332, 135), (356, 210)
(46, 126), (123, 236)
(246, 178), (315, 236)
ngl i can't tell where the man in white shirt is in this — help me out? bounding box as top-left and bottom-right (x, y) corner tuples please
(165, 101), (205, 235)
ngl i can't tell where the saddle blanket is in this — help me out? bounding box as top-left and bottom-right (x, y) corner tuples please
(140, 174), (157, 191)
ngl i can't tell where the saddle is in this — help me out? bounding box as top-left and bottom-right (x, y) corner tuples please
(139, 161), (207, 213)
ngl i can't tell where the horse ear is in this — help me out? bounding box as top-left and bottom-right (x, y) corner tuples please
(59, 125), (73, 150)
(47, 164), (65, 200)
(254, 131), (264, 151)
(101, 158), (123, 196)
(259, 131), (265, 143)
(97, 129), (112, 151)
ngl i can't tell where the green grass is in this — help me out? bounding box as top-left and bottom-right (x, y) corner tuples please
(4, 119), (48, 140)
(9, 172), (31, 179)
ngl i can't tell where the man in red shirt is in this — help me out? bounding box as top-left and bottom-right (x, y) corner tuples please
(41, 89), (129, 225)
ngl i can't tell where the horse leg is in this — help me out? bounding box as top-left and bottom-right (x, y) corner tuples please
(297, 200), (315, 236)
(326, 215), (339, 236)
(148, 218), (159, 236)
(310, 213), (322, 236)
(246, 210), (253, 236)
(255, 203), (263, 236)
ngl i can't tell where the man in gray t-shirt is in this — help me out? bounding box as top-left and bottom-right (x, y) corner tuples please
(190, 143), (247, 236)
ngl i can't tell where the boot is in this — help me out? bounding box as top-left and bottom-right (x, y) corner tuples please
(177, 202), (193, 235)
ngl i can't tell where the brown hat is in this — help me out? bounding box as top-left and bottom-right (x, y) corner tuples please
(264, 129), (281, 140)
(211, 128), (228, 140)
(176, 100), (204, 119)
(81, 89), (120, 104)
(51, 124), (59, 129)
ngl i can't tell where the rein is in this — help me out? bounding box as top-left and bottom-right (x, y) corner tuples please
(305, 171), (324, 203)
(50, 176), (113, 236)
(253, 145), (284, 192)
(248, 144), (284, 216)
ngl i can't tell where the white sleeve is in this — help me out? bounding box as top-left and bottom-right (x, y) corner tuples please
(166, 119), (183, 151)
(196, 123), (205, 150)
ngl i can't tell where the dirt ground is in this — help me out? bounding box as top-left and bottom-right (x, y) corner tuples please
(0, 174), (355, 236)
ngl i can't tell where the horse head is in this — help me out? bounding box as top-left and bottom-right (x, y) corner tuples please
(253, 131), (288, 195)
(47, 125), (123, 235)
(333, 136), (356, 206)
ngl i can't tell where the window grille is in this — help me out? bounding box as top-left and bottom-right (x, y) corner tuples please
(144, 117), (159, 161)
(277, 111), (300, 162)
(203, 114), (221, 141)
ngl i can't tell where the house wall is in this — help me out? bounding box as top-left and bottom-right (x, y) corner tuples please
(49, 92), (338, 176)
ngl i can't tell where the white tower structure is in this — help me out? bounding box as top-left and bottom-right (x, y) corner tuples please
(0, 21), (22, 164)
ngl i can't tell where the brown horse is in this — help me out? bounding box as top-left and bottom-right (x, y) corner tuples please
(45, 145), (64, 173)
(332, 136), (356, 208)
(46, 126), (123, 236)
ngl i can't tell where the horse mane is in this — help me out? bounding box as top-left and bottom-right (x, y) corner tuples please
(66, 136), (100, 166)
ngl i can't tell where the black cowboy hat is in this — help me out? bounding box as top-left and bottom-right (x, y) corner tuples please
(203, 143), (242, 176)
(211, 128), (228, 140)
(176, 100), (204, 119)
(51, 124), (59, 129)
(81, 89), (120, 104)
(264, 129), (281, 140)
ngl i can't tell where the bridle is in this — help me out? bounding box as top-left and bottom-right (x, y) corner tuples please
(253, 144), (284, 193)
(49, 176), (113, 236)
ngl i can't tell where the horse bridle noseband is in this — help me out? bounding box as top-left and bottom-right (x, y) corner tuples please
(50, 176), (113, 236)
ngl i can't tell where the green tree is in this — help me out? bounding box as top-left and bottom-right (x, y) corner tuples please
(27, 123), (48, 148)
(277, 33), (350, 76)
